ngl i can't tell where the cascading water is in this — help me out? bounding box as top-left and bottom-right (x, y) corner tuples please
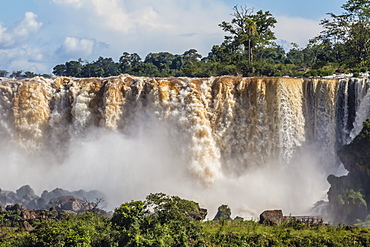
(0, 75), (369, 218)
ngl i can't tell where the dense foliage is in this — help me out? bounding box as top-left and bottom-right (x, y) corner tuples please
(1, 0), (370, 78)
(2, 193), (370, 246)
(111, 193), (205, 246)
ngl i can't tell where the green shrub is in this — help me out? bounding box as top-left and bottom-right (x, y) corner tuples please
(112, 193), (204, 247)
(25, 212), (112, 247)
(318, 68), (334, 76)
(360, 67), (368, 72)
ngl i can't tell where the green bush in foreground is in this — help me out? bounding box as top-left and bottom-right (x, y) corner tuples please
(2, 194), (370, 246)
(202, 220), (370, 246)
(111, 193), (205, 246)
(0, 212), (113, 247)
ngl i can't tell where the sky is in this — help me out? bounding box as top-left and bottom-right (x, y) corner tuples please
(0, 0), (346, 74)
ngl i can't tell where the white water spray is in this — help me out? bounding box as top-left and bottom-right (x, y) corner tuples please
(0, 75), (369, 218)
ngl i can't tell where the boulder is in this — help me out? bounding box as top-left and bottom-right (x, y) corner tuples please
(0, 193), (6, 206)
(6, 191), (19, 204)
(234, 216), (244, 221)
(26, 197), (47, 210)
(189, 208), (207, 221)
(6, 203), (27, 212)
(41, 188), (71, 201)
(48, 196), (86, 212)
(259, 210), (283, 225)
(213, 205), (231, 220)
(23, 221), (34, 231)
(16, 185), (35, 198)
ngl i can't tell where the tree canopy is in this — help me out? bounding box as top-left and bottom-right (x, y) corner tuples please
(3, 0), (370, 79)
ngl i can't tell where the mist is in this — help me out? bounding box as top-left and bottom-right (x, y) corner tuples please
(0, 117), (330, 219)
(1, 76), (366, 220)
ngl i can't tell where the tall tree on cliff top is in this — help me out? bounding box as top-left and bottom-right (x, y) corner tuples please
(219, 5), (277, 63)
(319, 0), (370, 66)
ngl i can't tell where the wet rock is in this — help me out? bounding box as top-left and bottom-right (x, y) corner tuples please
(41, 188), (71, 202)
(259, 210), (283, 225)
(23, 221), (34, 231)
(16, 185), (35, 198)
(327, 119), (370, 224)
(6, 191), (18, 204)
(213, 205), (231, 220)
(189, 208), (208, 221)
(0, 193), (6, 206)
(234, 216), (244, 221)
(26, 197), (47, 210)
(6, 203), (27, 212)
(48, 196), (87, 212)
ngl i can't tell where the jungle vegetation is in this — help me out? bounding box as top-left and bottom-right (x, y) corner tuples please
(1, 193), (370, 247)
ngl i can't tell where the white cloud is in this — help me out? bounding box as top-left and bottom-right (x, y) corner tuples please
(52, 0), (134, 32)
(58, 37), (96, 58)
(51, 0), (225, 34)
(52, 0), (84, 8)
(47, 0), (228, 61)
(274, 16), (323, 48)
(0, 46), (48, 73)
(0, 12), (43, 48)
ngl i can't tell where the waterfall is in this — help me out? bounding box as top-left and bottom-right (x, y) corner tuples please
(1, 75), (369, 216)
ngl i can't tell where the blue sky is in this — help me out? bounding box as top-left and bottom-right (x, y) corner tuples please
(0, 0), (345, 74)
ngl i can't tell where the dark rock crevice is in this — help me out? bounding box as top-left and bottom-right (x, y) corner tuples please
(327, 119), (370, 224)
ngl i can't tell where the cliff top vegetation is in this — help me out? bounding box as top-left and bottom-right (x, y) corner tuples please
(1, 0), (370, 79)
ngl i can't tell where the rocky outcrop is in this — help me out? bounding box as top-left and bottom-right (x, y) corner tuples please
(0, 197), (110, 230)
(259, 210), (283, 225)
(0, 185), (105, 211)
(16, 185), (35, 198)
(338, 119), (370, 186)
(327, 119), (370, 224)
(213, 204), (231, 221)
(0, 203), (59, 230)
(188, 207), (207, 221)
(47, 196), (87, 212)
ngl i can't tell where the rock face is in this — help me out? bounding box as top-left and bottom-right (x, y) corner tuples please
(259, 210), (283, 225)
(327, 119), (370, 224)
(0, 185), (106, 211)
(16, 185), (35, 198)
(47, 196), (86, 212)
(213, 204), (231, 221)
(188, 207), (207, 221)
(0, 203), (59, 230)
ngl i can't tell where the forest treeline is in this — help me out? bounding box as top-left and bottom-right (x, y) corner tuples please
(1, 0), (370, 79)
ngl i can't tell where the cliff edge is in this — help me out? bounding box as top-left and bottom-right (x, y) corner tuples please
(328, 119), (370, 224)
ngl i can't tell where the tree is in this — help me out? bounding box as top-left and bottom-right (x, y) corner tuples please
(93, 57), (120, 77)
(133, 62), (160, 76)
(319, 0), (370, 67)
(80, 63), (103, 77)
(0, 70), (8, 77)
(53, 64), (67, 76)
(24, 71), (38, 78)
(65, 61), (82, 77)
(9, 70), (23, 78)
(219, 5), (277, 63)
(144, 52), (177, 75)
(182, 49), (202, 62)
(111, 193), (205, 246)
(28, 212), (113, 246)
(119, 52), (142, 74)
